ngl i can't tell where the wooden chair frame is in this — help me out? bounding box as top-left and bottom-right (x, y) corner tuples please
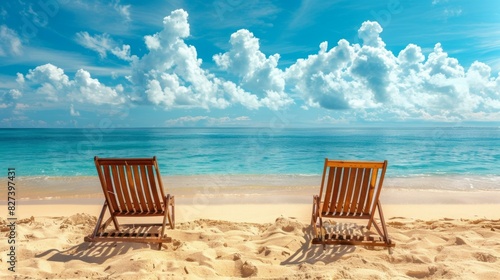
(85, 156), (175, 249)
(311, 159), (394, 248)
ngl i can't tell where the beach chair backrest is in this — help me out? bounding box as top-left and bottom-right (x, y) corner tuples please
(94, 157), (166, 214)
(319, 159), (388, 217)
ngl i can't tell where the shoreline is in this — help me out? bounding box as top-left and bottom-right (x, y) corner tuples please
(11, 173), (500, 201)
(13, 187), (500, 204)
(13, 187), (500, 223)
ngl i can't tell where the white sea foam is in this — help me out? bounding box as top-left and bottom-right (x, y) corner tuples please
(384, 175), (500, 191)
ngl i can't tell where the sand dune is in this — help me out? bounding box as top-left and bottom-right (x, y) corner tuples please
(2, 209), (499, 279)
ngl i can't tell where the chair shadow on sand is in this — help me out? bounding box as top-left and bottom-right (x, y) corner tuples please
(35, 242), (158, 265)
(38, 226), (376, 266)
(280, 224), (357, 265)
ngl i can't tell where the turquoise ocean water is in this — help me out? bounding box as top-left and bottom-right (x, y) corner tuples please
(1, 127), (499, 191)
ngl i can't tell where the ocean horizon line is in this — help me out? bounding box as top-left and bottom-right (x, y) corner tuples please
(2, 124), (500, 129)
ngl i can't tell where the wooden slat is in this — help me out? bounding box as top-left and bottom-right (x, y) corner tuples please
(153, 158), (166, 199)
(321, 166), (335, 213)
(147, 165), (161, 211)
(126, 164), (141, 213)
(343, 167), (358, 215)
(114, 212), (165, 216)
(318, 159), (329, 199)
(133, 165), (146, 212)
(329, 167), (342, 214)
(326, 160), (385, 169)
(364, 168), (379, 214)
(112, 165), (127, 213)
(356, 168), (372, 215)
(97, 158), (156, 166)
(118, 164), (133, 213)
(102, 165), (119, 213)
(141, 165), (154, 212)
(349, 168), (365, 214)
(335, 167), (350, 214)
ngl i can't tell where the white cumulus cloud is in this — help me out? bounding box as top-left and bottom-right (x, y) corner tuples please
(131, 9), (230, 109)
(131, 9), (291, 111)
(213, 29), (293, 110)
(17, 63), (126, 106)
(7, 10), (500, 124)
(285, 20), (500, 122)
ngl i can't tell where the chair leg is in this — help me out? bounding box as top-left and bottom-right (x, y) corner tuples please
(368, 201), (392, 246)
(89, 203), (108, 239)
(160, 206), (168, 241)
(376, 201), (391, 245)
(168, 195), (175, 229)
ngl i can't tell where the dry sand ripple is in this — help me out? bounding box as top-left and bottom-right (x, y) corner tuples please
(1, 213), (499, 279)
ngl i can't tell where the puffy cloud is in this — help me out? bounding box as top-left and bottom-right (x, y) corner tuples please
(213, 29), (293, 109)
(220, 81), (260, 110)
(285, 20), (500, 122)
(25, 64), (70, 85)
(131, 9), (292, 111)
(350, 42), (395, 103)
(17, 63), (126, 106)
(466, 62), (500, 109)
(397, 44), (425, 75)
(8, 9), (500, 124)
(357, 21), (385, 48)
(75, 32), (135, 61)
(25, 64), (70, 101)
(8, 89), (22, 100)
(0, 86), (22, 109)
(388, 42), (500, 121)
(131, 9), (229, 109)
(424, 43), (464, 78)
(0, 25), (22, 57)
(72, 69), (126, 105)
(285, 38), (361, 110)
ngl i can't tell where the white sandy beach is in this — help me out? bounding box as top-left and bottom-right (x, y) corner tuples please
(1, 183), (500, 279)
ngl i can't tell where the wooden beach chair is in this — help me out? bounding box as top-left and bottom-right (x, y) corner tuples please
(311, 159), (394, 248)
(85, 156), (175, 250)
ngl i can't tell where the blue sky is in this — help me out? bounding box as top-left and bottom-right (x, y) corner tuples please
(1, 0), (500, 128)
